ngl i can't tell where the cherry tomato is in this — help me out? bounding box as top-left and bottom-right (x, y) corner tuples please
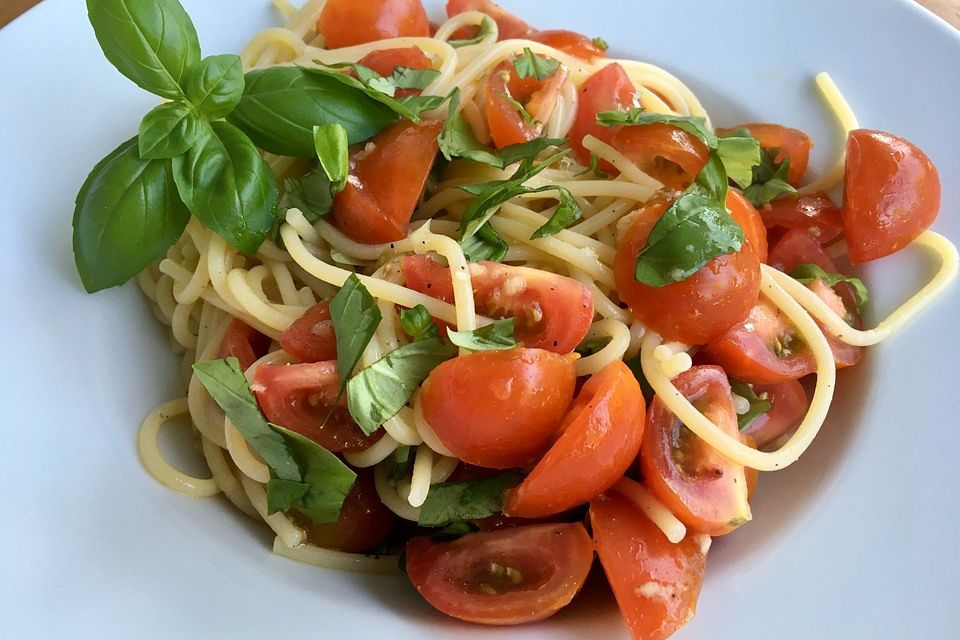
(332, 119), (443, 244)
(356, 47), (433, 97)
(530, 30), (606, 60)
(728, 188), (768, 264)
(640, 365), (752, 536)
(503, 360), (645, 517)
(316, 0), (430, 49)
(405, 523), (593, 625)
(610, 122), (709, 190)
(767, 226), (836, 273)
(219, 318), (270, 371)
(484, 59), (567, 148)
(420, 348), (576, 468)
(252, 361), (381, 452)
(614, 199), (761, 345)
(843, 129), (941, 262)
(760, 192), (844, 247)
(718, 123), (813, 186)
(445, 0), (533, 39)
(590, 487), (707, 640)
(741, 379), (808, 450)
(290, 470), (395, 553)
(402, 255), (594, 354)
(569, 63), (636, 166)
(279, 301), (337, 363)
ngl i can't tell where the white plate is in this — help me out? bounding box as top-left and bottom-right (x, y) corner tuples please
(1, 1), (958, 638)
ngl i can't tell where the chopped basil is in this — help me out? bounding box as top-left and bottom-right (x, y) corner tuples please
(304, 65), (447, 122)
(577, 153), (608, 178)
(312, 124), (349, 194)
(386, 446), (415, 482)
(512, 47), (561, 81)
(328, 62), (440, 97)
(730, 380), (773, 432)
(790, 263), (869, 311)
(399, 304), (440, 341)
(447, 318), (517, 351)
(743, 151), (798, 206)
(281, 166), (334, 223)
(447, 16), (496, 48)
(329, 274), (382, 390)
(592, 36), (609, 51)
(498, 92), (535, 125)
(530, 188), (582, 238)
(575, 336), (610, 356)
(328, 248), (365, 267)
(715, 135), (762, 189)
(461, 224), (509, 262)
(418, 472), (524, 528)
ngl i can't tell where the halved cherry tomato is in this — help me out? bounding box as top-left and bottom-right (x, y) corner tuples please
(446, 0), (533, 39)
(290, 470), (395, 553)
(530, 30), (606, 60)
(590, 487), (707, 640)
(760, 192), (844, 247)
(717, 123), (813, 186)
(279, 301), (337, 363)
(484, 59), (567, 148)
(728, 188), (768, 264)
(843, 129), (940, 262)
(503, 360), (645, 517)
(316, 0), (430, 49)
(356, 47), (433, 97)
(252, 361), (381, 452)
(332, 119), (443, 244)
(402, 255), (594, 354)
(610, 122), (709, 190)
(767, 226), (836, 273)
(569, 63), (636, 166)
(741, 379), (808, 450)
(405, 523), (593, 625)
(614, 199), (761, 345)
(219, 318), (271, 371)
(420, 348), (576, 468)
(640, 365), (752, 536)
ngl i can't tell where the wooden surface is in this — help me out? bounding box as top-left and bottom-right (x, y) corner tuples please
(2, 0), (960, 29)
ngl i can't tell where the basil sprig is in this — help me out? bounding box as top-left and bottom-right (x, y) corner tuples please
(418, 472), (524, 528)
(790, 263), (869, 311)
(730, 380), (773, 432)
(447, 319), (517, 351)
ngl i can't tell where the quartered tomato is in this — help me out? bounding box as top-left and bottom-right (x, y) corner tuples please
(405, 523), (593, 625)
(728, 188), (768, 264)
(569, 63), (636, 165)
(219, 318), (270, 371)
(590, 488), (708, 640)
(759, 192), (844, 247)
(530, 30), (607, 60)
(484, 58), (567, 148)
(614, 199), (761, 345)
(279, 301), (337, 363)
(610, 122), (710, 190)
(718, 123), (813, 186)
(332, 119), (443, 244)
(316, 0), (430, 48)
(843, 129), (941, 262)
(420, 348), (576, 468)
(503, 360), (645, 518)
(356, 46), (433, 97)
(402, 255), (594, 354)
(252, 361), (381, 452)
(640, 365), (752, 536)
(740, 379), (808, 450)
(291, 470), (395, 553)
(446, 0), (534, 39)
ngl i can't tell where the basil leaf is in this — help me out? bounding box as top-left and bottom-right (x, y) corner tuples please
(592, 36), (609, 51)
(346, 337), (456, 435)
(385, 66), (441, 92)
(575, 336), (610, 356)
(228, 66), (397, 157)
(183, 54), (245, 119)
(499, 92), (534, 125)
(281, 167), (334, 223)
(461, 224), (509, 262)
(530, 187), (582, 238)
(86, 0), (199, 98)
(313, 124), (349, 194)
(690, 153), (729, 204)
(597, 108), (718, 147)
(447, 16), (495, 48)
(730, 380), (773, 432)
(624, 355), (655, 403)
(72, 136), (190, 293)
(577, 153), (608, 178)
(191, 358), (300, 480)
(330, 274), (382, 390)
(498, 137), (566, 167)
(303, 66), (447, 123)
(435, 521), (479, 539)
(386, 446), (414, 481)
(329, 249), (366, 267)
(172, 121), (278, 254)
(715, 135), (762, 189)
(400, 304), (440, 341)
(743, 152), (798, 206)
(790, 263), (869, 311)
(447, 319), (516, 351)
(137, 100), (206, 160)
(265, 478), (310, 514)
(513, 47), (560, 81)
(418, 472), (524, 528)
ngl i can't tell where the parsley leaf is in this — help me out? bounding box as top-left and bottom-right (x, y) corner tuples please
(790, 263), (869, 311)
(512, 47), (560, 81)
(418, 472), (524, 528)
(399, 304), (440, 341)
(329, 274), (382, 391)
(312, 123), (349, 194)
(447, 318), (517, 351)
(730, 380), (773, 432)
(447, 16), (495, 48)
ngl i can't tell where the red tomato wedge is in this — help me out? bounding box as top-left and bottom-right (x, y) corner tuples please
(590, 488), (707, 640)
(728, 188), (768, 264)
(614, 199), (761, 345)
(759, 192), (845, 247)
(718, 123), (813, 186)
(402, 255), (594, 354)
(356, 47), (433, 97)
(279, 301), (337, 363)
(420, 348), (576, 468)
(504, 360), (645, 517)
(484, 59), (567, 148)
(332, 119), (443, 244)
(405, 523), (593, 625)
(316, 0), (430, 48)
(740, 379), (808, 450)
(610, 122), (710, 190)
(640, 365), (752, 536)
(252, 361), (381, 452)
(843, 129), (941, 262)
(446, 0), (534, 39)
(219, 318), (270, 371)
(569, 63), (636, 166)
(530, 30), (607, 60)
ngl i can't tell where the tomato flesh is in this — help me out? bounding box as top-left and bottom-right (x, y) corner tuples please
(718, 123), (813, 186)
(610, 122), (709, 190)
(728, 188), (768, 264)
(504, 360), (645, 517)
(741, 379), (808, 450)
(446, 0), (534, 39)
(279, 301), (337, 363)
(760, 192), (844, 247)
(219, 318), (270, 371)
(317, 0), (430, 48)
(530, 30), (607, 60)
(405, 523), (593, 625)
(484, 59), (567, 149)
(420, 348), (576, 468)
(569, 63), (636, 167)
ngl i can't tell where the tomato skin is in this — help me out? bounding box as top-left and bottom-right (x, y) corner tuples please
(279, 301), (337, 363)
(445, 0), (533, 39)
(843, 129), (941, 262)
(767, 226), (836, 273)
(728, 188), (768, 264)
(356, 47), (433, 97)
(530, 30), (606, 60)
(640, 365), (752, 536)
(484, 59), (567, 149)
(590, 488), (707, 640)
(421, 349), (576, 468)
(569, 63), (636, 166)
(718, 123), (813, 186)
(611, 122), (710, 190)
(291, 470), (395, 553)
(332, 119), (443, 244)
(405, 523), (593, 625)
(742, 379), (808, 449)
(402, 255), (594, 354)
(503, 360), (646, 518)
(219, 318), (271, 371)
(317, 0), (430, 48)
(252, 361), (381, 452)
(614, 199), (761, 345)
(760, 192), (844, 247)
